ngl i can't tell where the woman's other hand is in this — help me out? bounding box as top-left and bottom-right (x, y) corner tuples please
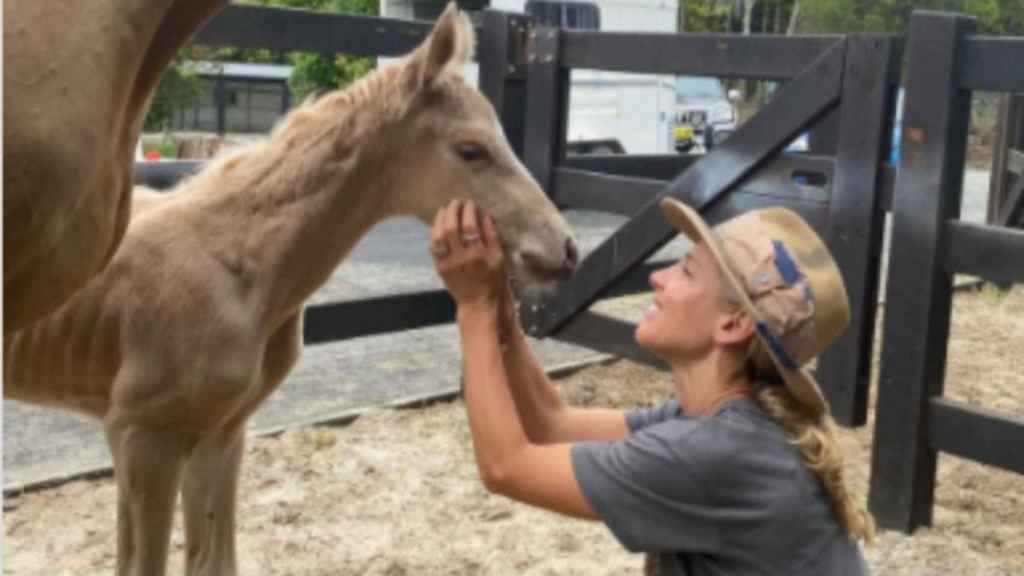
(430, 199), (508, 316)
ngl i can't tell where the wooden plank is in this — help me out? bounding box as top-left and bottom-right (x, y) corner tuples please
(959, 36), (1024, 92)
(522, 41), (847, 337)
(988, 97), (1024, 224)
(552, 311), (667, 370)
(817, 36), (895, 427)
(601, 260), (673, 299)
(552, 159), (832, 218)
(552, 169), (664, 215)
(522, 26), (569, 197)
(869, 11), (976, 533)
(944, 220), (1024, 285)
(998, 175), (1024, 227)
(561, 154), (700, 181)
(561, 30), (841, 80)
(878, 164), (896, 212)
(478, 11), (530, 158)
(929, 398), (1024, 475)
(134, 160), (204, 190)
(1009, 149), (1024, 177)
(303, 291), (455, 345)
(195, 4), (437, 58)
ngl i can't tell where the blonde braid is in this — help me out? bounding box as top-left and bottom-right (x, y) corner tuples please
(716, 265), (875, 544)
(745, 343), (875, 544)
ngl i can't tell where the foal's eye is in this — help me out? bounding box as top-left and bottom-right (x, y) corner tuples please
(454, 142), (487, 163)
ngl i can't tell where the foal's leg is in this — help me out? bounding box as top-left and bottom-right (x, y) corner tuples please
(105, 423), (186, 576)
(182, 424), (246, 576)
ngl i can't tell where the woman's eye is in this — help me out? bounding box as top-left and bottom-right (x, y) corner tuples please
(455, 143), (487, 163)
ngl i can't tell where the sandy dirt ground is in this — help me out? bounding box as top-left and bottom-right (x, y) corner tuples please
(4, 287), (1023, 575)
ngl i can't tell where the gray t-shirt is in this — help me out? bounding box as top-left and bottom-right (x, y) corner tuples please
(571, 396), (868, 576)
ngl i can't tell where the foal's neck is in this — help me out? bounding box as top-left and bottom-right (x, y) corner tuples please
(180, 85), (405, 328)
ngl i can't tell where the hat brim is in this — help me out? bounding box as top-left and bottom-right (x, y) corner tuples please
(659, 198), (828, 417)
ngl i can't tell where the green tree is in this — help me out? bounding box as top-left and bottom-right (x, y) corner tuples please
(679, 0), (733, 33)
(1001, 0), (1024, 35)
(250, 0), (381, 100)
(143, 0), (380, 129)
(144, 59), (203, 131)
(799, 0), (1010, 34)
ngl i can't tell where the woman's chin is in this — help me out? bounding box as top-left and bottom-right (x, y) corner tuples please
(634, 322), (653, 349)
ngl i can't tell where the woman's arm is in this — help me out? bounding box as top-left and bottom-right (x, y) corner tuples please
(497, 294), (630, 444)
(458, 305), (598, 519)
(431, 200), (599, 518)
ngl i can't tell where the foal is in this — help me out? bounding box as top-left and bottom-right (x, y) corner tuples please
(4, 5), (577, 575)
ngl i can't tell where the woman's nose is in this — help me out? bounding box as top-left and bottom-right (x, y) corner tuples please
(650, 269), (663, 290)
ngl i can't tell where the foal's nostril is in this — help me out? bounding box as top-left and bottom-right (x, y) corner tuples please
(564, 238), (579, 271)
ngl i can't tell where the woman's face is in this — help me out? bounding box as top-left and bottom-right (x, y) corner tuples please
(635, 243), (729, 361)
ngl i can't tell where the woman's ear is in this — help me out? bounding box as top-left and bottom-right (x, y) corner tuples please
(715, 308), (756, 346)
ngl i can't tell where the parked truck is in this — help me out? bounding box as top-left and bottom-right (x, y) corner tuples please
(381, 0), (680, 154)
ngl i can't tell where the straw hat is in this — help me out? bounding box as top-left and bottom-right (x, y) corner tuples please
(660, 198), (850, 416)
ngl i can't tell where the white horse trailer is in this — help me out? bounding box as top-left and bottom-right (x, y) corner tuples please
(381, 0), (679, 154)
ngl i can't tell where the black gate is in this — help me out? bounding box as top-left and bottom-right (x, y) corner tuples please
(487, 16), (899, 427)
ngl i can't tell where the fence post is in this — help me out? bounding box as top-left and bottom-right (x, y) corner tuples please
(215, 76), (227, 135)
(522, 25), (570, 202)
(868, 11), (976, 532)
(988, 94), (1024, 226)
(817, 36), (895, 427)
(478, 10), (532, 159)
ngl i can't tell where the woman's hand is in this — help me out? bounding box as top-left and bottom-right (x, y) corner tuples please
(430, 199), (508, 317)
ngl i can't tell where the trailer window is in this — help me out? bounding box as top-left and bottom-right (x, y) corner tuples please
(525, 0), (601, 30)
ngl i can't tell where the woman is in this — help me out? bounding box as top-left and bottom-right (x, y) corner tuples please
(429, 196), (874, 575)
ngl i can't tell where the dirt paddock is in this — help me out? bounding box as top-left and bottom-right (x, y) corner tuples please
(4, 287), (1023, 575)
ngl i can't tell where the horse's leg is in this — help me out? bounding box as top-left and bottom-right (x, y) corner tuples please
(105, 423), (186, 576)
(182, 424), (245, 576)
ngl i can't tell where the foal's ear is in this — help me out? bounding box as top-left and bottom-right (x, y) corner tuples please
(415, 2), (475, 88)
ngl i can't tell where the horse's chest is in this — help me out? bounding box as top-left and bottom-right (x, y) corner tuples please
(234, 314), (304, 419)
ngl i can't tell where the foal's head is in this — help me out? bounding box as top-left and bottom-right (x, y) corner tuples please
(384, 3), (578, 287)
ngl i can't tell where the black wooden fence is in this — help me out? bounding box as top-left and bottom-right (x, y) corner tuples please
(133, 4), (1022, 534)
(867, 11), (1024, 532)
(989, 94), (1024, 229)
(506, 20), (898, 428)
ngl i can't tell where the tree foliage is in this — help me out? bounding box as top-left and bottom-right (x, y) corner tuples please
(679, 0), (1023, 36)
(143, 57), (203, 131)
(144, 0), (379, 129)
(247, 0), (380, 100)
(799, 0), (1021, 35)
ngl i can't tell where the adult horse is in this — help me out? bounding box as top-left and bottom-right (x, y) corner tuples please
(4, 0), (230, 333)
(5, 5), (578, 574)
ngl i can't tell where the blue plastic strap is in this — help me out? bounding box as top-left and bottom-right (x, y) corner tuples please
(756, 321), (799, 371)
(772, 240), (803, 286)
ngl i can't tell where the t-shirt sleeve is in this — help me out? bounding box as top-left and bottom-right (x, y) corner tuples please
(571, 420), (723, 554)
(624, 398), (684, 433)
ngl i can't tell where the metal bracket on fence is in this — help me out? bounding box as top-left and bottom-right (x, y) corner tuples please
(506, 15), (534, 79)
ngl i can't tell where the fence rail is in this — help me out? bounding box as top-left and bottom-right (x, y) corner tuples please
(989, 95), (1024, 228)
(195, 4), (436, 58)
(929, 398), (1024, 475)
(944, 221), (1024, 285)
(560, 31), (841, 79)
(960, 36), (1024, 91)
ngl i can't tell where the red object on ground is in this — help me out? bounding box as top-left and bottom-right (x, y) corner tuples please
(144, 150), (161, 160)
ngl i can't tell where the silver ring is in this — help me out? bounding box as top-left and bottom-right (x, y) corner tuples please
(461, 233), (480, 244)
(430, 244), (450, 258)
